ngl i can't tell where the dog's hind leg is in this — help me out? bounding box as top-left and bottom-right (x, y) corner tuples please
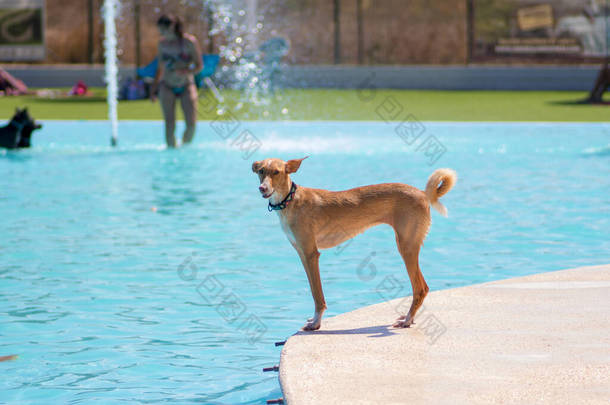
(392, 232), (429, 328)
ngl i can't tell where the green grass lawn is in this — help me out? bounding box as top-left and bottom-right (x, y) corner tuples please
(2, 88), (609, 121)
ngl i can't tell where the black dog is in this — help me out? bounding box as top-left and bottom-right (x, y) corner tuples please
(0, 108), (42, 149)
(16, 109), (42, 148)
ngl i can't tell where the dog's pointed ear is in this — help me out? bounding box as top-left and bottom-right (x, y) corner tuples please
(252, 160), (262, 173)
(285, 156), (308, 174)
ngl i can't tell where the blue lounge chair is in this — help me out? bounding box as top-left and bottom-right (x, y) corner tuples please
(136, 54), (220, 88)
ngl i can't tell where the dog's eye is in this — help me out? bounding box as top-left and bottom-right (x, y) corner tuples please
(273, 170), (279, 175)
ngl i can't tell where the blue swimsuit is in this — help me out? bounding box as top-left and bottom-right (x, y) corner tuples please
(160, 44), (193, 95)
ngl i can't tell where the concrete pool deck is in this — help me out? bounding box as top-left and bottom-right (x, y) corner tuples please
(278, 264), (610, 404)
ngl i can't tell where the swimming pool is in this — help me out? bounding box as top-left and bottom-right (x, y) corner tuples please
(1, 120), (609, 404)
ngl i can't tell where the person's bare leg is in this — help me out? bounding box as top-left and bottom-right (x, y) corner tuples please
(159, 85), (177, 148)
(180, 84), (198, 145)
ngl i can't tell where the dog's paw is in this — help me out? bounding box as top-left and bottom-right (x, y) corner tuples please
(301, 318), (321, 331)
(392, 315), (414, 328)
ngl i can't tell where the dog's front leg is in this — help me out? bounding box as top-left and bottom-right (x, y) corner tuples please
(294, 239), (326, 331)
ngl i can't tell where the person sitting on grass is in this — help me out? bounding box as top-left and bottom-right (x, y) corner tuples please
(150, 14), (203, 148)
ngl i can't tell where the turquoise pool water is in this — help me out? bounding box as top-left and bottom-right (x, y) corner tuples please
(1, 120), (609, 404)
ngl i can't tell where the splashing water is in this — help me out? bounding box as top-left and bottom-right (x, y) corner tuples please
(103, 0), (119, 146)
(207, 0), (290, 115)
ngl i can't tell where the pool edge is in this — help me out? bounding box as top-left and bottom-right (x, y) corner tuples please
(278, 263), (610, 404)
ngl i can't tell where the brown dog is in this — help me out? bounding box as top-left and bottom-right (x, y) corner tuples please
(252, 157), (456, 330)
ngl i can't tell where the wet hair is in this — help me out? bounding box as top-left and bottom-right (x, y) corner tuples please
(157, 14), (183, 41)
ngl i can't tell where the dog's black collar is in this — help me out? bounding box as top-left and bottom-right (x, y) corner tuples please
(268, 182), (297, 212)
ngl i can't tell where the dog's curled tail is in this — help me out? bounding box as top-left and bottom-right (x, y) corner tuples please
(425, 168), (457, 217)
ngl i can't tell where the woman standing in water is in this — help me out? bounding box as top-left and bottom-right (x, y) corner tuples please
(151, 15), (203, 148)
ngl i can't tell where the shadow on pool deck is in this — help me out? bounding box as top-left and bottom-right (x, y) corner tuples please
(296, 324), (398, 338)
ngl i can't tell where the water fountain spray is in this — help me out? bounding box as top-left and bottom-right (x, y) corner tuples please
(103, 0), (119, 147)
(208, 0), (271, 109)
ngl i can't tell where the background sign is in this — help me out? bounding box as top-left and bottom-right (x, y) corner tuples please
(0, 0), (45, 61)
(474, 0), (609, 61)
